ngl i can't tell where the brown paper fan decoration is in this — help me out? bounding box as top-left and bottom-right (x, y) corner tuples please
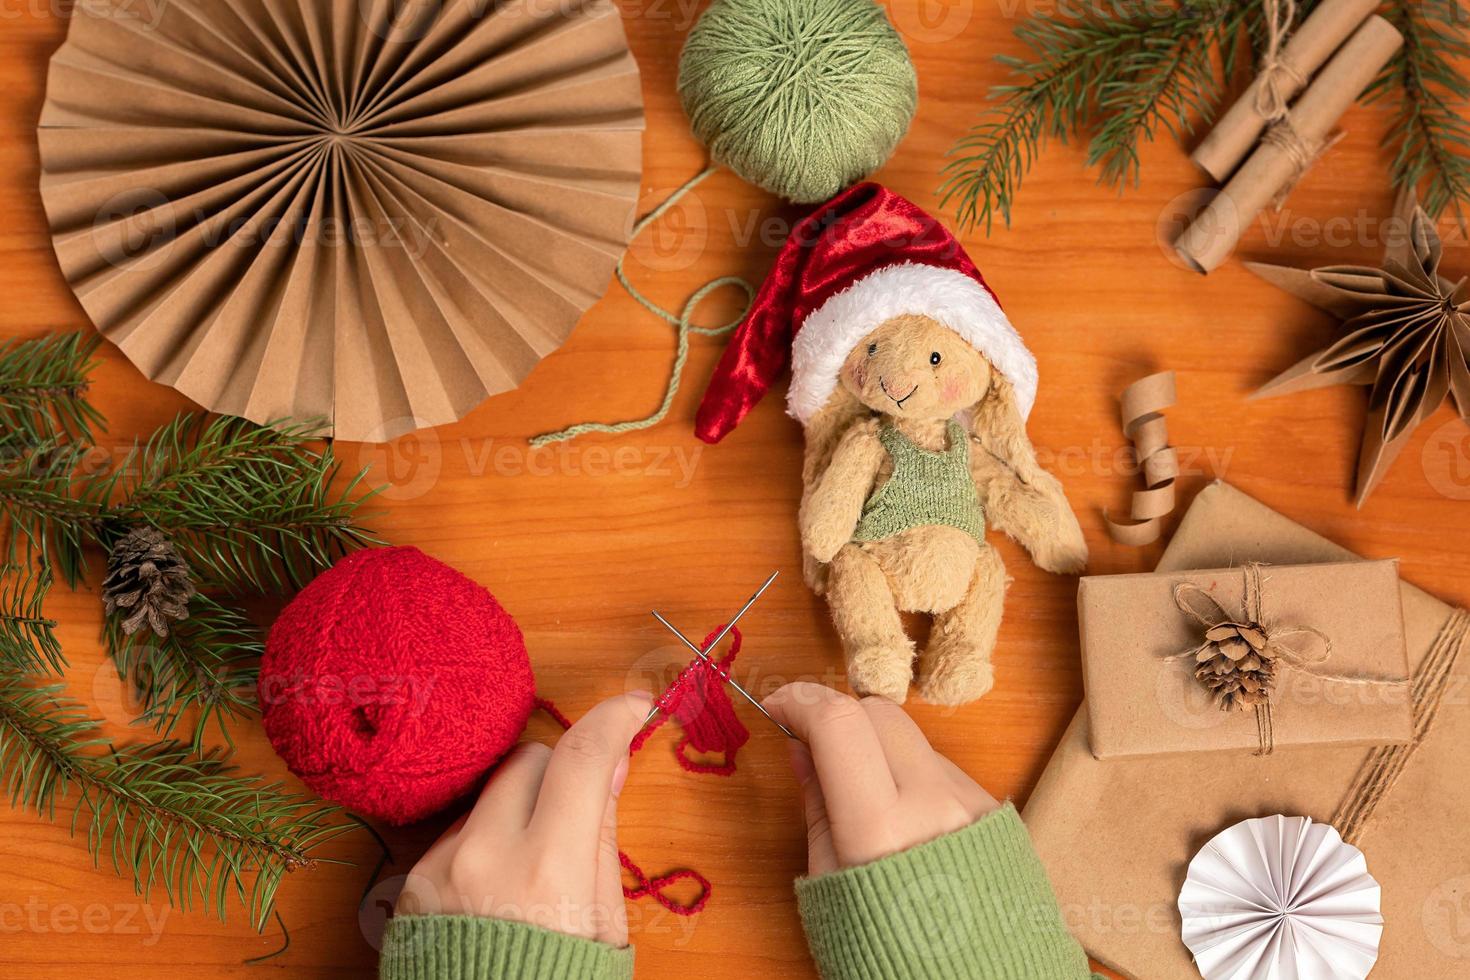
(37, 0), (644, 441)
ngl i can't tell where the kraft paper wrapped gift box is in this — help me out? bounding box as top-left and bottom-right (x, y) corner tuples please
(1079, 560), (1413, 760)
(1026, 482), (1470, 979)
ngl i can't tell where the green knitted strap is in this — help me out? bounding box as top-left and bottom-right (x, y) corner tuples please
(879, 419), (969, 463)
(530, 166), (757, 448)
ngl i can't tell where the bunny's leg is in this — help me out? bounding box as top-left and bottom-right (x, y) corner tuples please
(827, 544), (914, 703)
(917, 544), (1008, 706)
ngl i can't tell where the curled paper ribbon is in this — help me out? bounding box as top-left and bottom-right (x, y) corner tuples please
(1163, 562), (1408, 755)
(1105, 371), (1179, 546)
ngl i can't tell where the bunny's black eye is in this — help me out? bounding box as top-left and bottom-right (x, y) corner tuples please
(930, 352), (942, 366)
(867, 344), (878, 356)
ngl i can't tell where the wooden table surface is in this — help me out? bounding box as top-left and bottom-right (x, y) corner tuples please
(5, 2), (1470, 978)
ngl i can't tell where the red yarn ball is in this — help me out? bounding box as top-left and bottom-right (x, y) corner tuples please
(260, 547), (535, 825)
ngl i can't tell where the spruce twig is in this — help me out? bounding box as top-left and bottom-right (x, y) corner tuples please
(940, 8), (1151, 233)
(1, 412), (377, 744)
(108, 414), (379, 594)
(0, 441), (105, 582)
(1085, 3), (1244, 187)
(1369, 0), (1470, 221)
(942, 0), (1470, 231)
(0, 677), (350, 931)
(0, 332), (379, 936)
(942, 1), (1247, 232)
(0, 333), (104, 446)
(104, 594), (261, 753)
(0, 565), (62, 674)
(2, 414), (378, 592)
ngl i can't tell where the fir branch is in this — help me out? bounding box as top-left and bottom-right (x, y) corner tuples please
(939, 0), (1470, 231)
(104, 595), (261, 753)
(0, 442), (105, 583)
(940, 7), (1160, 232)
(0, 565), (62, 674)
(0, 339), (375, 932)
(108, 414), (378, 594)
(1085, 3), (1242, 187)
(0, 677), (350, 930)
(0, 333), (104, 446)
(1370, 0), (1470, 219)
(942, 1), (1250, 232)
(2, 414), (377, 592)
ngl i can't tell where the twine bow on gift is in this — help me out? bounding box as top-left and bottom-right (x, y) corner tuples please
(1163, 563), (1401, 755)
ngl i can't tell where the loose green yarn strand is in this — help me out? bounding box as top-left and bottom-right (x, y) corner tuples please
(678, 0), (917, 204)
(529, 168), (755, 449)
(532, 0), (916, 447)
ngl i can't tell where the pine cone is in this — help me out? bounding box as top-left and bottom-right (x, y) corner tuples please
(1194, 621), (1276, 711)
(102, 527), (196, 638)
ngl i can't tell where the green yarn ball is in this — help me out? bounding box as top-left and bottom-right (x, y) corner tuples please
(678, 0), (918, 204)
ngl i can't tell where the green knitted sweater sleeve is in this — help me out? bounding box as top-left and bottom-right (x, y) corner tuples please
(795, 804), (1101, 980)
(378, 915), (634, 980)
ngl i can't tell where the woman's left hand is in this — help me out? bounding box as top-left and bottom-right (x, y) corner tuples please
(394, 692), (652, 946)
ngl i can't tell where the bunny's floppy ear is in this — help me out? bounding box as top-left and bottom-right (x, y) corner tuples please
(970, 375), (1044, 481)
(802, 387), (869, 489)
(970, 374), (1088, 575)
(797, 387), (869, 593)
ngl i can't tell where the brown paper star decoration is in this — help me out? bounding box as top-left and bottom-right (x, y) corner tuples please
(1248, 195), (1470, 506)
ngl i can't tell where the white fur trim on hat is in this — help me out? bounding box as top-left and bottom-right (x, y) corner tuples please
(786, 262), (1038, 425)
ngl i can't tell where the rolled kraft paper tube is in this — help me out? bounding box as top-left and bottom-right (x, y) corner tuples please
(1192, 0), (1379, 181)
(1175, 16), (1403, 275)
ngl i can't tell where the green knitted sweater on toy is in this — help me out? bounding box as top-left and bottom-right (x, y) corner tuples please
(379, 804), (1102, 980)
(852, 420), (985, 544)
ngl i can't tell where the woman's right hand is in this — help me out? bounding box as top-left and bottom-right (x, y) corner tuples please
(763, 683), (999, 875)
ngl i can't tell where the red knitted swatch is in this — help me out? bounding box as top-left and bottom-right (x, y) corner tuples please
(536, 625), (750, 916)
(629, 625), (750, 775)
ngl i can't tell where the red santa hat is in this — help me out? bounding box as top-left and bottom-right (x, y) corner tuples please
(695, 183), (1037, 444)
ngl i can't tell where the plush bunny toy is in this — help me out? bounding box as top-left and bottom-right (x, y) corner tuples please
(696, 184), (1086, 706)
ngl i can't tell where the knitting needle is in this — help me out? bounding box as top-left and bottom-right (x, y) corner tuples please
(652, 609), (797, 740)
(641, 570), (784, 730)
(640, 570), (777, 726)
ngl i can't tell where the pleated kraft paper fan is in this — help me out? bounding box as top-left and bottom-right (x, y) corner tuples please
(38, 0), (644, 441)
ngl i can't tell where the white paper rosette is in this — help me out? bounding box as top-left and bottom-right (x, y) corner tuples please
(1179, 815), (1383, 979)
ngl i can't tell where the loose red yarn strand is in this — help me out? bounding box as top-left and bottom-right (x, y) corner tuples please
(620, 852), (711, 916)
(531, 696), (574, 731)
(533, 626), (749, 916)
